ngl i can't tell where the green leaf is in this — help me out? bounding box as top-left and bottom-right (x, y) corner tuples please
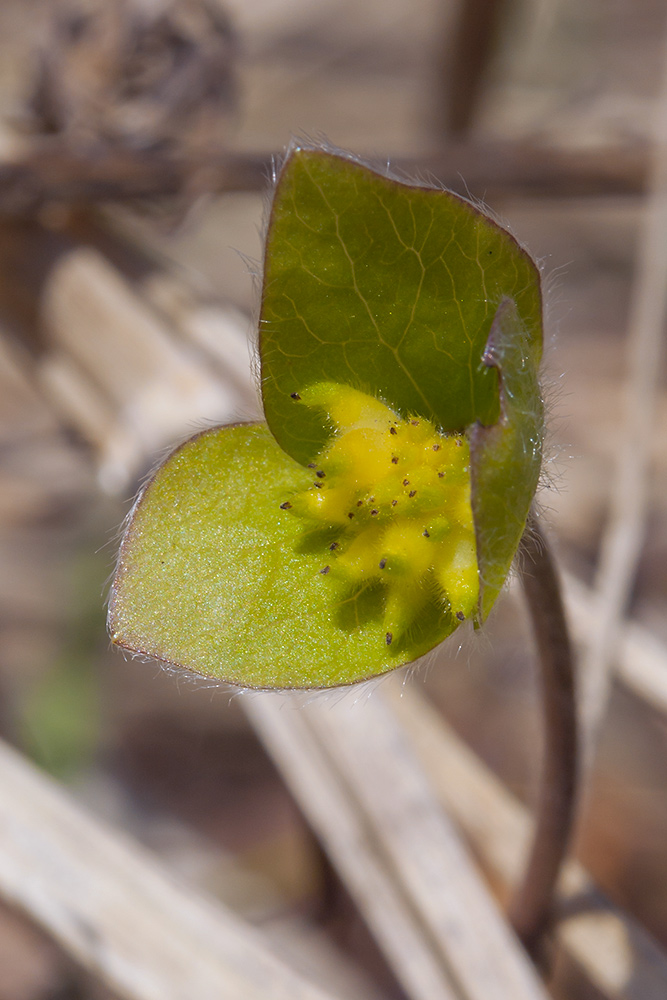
(468, 298), (544, 619)
(260, 144), (542, 466)
(109, 423), (457, 688)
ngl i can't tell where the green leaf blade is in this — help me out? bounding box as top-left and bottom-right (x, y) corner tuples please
(109, 424), (457, 689)
(260, 145), (542, 465)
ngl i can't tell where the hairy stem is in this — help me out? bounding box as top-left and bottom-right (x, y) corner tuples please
(507, 511), (579, 956)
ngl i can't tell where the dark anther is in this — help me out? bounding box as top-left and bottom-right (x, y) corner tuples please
(348, 512), (355, 519)
(290, 392), (301, 400)
(320, 566), (330, 575)
(391, 499), (398, 507)
(280, 501), (292, 510)
(391, 456), (399, 464)
(329, 542), (339, 551)
(423, 529), (430, 537)
(313, 482), (322, 488)
(379, 558), (387, 569)
(316, 470), (326, 478)
(307, 463), (316, 469)
(411, 419), (420, 426)
(402, 478), (410, 486)
(409, 490), (416, 498)
(371, 509), (379, 516)
(456, 439), (463, 447)
(433, 444), (440, 451)
(386, 631), (393, 645)
(390, 427), (397, 435)
(455, 610), (465, 621)
(438, 471), (445, 478)
(356, 499), (363, 507)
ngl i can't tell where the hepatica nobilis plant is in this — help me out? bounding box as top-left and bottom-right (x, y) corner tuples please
(109, 143), (543, 689)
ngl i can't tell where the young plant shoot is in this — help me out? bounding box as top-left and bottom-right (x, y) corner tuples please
(109, 143), (543, 688)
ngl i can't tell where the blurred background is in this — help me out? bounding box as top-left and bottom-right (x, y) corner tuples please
(1, 0), (667, 997)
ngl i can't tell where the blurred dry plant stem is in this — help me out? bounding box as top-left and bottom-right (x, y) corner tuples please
(579, 24), (667, 764)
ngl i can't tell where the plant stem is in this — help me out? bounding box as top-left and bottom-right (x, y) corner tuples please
(507, 510), (579, 957)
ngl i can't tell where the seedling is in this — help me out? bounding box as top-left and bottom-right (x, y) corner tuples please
(108, 140), (576, 956)
(109, 142), (543, 689)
